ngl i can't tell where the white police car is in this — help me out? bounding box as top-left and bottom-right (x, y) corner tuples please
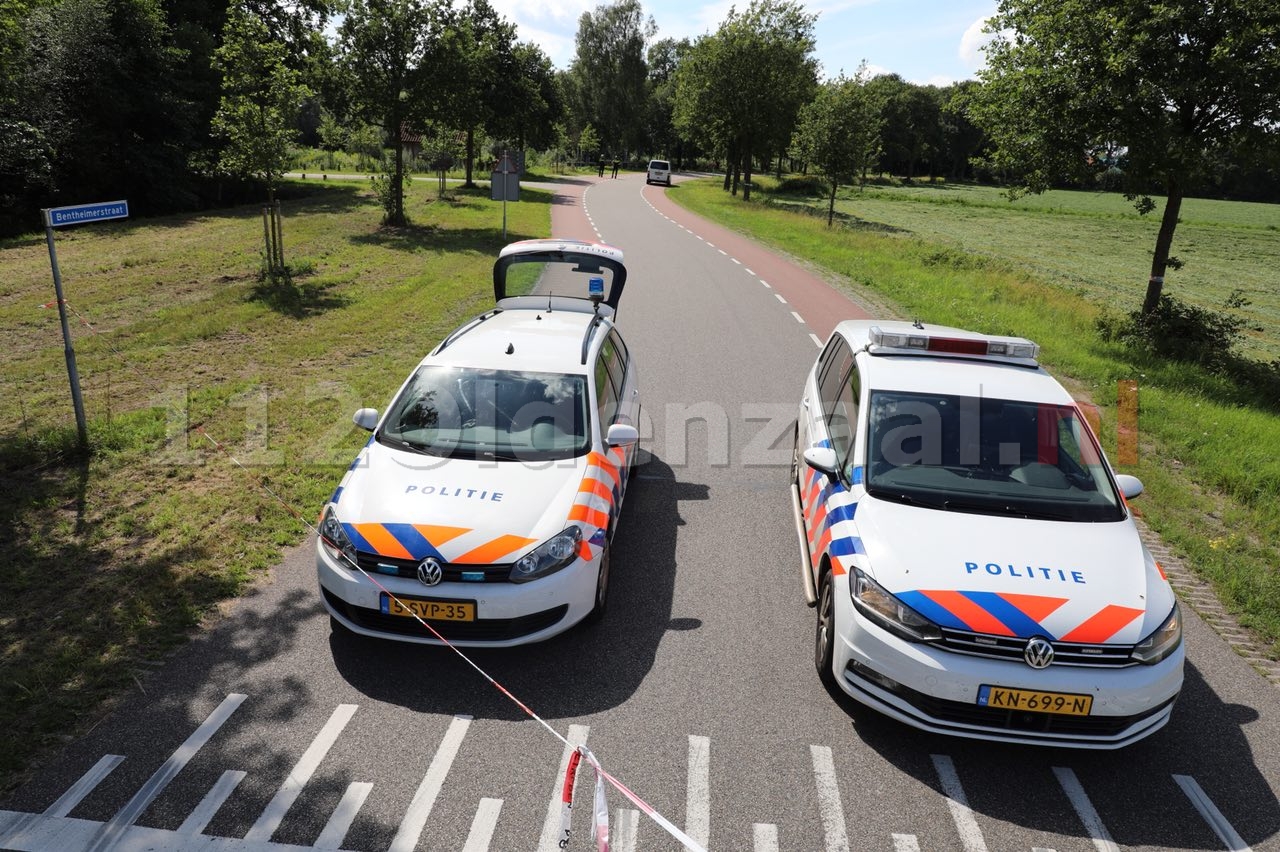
(317, 240), (640, 646)
(793, 320), (1183, 748)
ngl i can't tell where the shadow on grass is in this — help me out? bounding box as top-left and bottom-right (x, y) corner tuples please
(764, 196), (911, 235)
(0, 450), (233, 791)
(249, 268), (352, 319)
(348, 223), (540, 254)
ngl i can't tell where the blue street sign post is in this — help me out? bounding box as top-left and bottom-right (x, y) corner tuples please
(41, 200), (129, 448)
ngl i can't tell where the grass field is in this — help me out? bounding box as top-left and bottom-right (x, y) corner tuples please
(0, 180), (551, 789)
(769, 180), (1280, 361)
(671, 176), (1280, 666)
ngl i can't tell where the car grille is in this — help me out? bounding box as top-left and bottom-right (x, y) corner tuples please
(844, 662), (1173, 738)
(353, 551), (510, 583)
(937, 628), (1136, 667)
(324, 589), (567, 642)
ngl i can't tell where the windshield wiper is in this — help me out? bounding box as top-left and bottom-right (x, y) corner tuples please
(866, 488), (944, 510)
(376, 431), (439, 456)
(942, 498), (1073, 521)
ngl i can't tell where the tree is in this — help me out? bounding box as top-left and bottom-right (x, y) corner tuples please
(672, 0), (817, 200)
(792, 66), (882, 225)
(212, 2), (310, 274)
(431, 0), (516, 187)
(488, 41), (563, 158)
(339, 0), (446, 225)
(570, 0), (654, 157)
(974, 0), (1280, 314)
(645, 37), (689, 164)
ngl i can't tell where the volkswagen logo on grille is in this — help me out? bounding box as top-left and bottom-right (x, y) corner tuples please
(416, 557), (443, 587)
(1024, 636), (1055, 669)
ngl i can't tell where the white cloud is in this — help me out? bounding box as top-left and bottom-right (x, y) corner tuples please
(958, 12), (995, 71)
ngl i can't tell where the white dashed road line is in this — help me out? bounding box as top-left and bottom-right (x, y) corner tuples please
(932, 754), (988, 852)
(1052, 766), (1118, 852)
(1174, 775), (1252, 852)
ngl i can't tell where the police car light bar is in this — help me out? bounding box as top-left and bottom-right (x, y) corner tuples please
(868, 326), (1040, 360)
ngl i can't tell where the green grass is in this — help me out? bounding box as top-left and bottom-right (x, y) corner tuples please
(670, 176), (1280, 661)
(766, 179), (1280, 361)
(0, 179), (551, 790)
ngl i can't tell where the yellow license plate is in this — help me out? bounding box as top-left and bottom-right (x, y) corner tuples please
(383, 595), (475, 622)
(977, 685), (1093, 716)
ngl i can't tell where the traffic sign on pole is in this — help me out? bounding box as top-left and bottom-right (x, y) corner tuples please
(40, 199), (130, 448)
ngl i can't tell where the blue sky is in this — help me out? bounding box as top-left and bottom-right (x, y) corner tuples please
(490, 0), (999, 85)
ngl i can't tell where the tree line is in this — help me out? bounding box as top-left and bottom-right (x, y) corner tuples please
(3, 0), (1279, 310)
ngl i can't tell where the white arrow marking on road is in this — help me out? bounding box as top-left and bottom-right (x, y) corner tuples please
(389, 714), (472, 852)
(1053, 766), (1118, 852)
(246, 703), (358, 842)
(1174, 775), (1252, 851)
(932, 754), (988, 852)
(686, 735), (711, 848)
(810, 745), (850, 852)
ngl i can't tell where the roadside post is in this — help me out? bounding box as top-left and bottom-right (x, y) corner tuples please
(40, 199), (129, 448)
(490, 150), (519, 239)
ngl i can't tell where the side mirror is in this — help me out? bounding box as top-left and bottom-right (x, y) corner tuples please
(606, 423), (639, 447)
(353, 408), (379, 431)
(1114, 474), (1144, 500)
(804, 446), (840, 479)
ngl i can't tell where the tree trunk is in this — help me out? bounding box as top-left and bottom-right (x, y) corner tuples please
(827, 180), (837, 227)
(464, 128), (476, 188)
(1142, 177), (1184, 315)
(742, 146), (753, 202)
(393, 137), (405, 226)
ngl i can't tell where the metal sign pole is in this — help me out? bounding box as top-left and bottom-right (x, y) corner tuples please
(42, 217), (89, 447)
(502, 149), (509, 240)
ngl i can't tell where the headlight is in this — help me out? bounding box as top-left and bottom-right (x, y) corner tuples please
(509, 526), (583, 583)
(851, 568), (942, 642)
(319, 506), (358, 568)
(1131, 602), (1182, 665)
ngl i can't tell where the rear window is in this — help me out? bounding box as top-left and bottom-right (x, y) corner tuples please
(649, 160), (669, 170)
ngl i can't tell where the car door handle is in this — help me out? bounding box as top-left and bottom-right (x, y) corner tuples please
(801, 397), (810, 409)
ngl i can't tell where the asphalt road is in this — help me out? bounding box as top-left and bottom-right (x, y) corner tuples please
(2, 173), (1278, 852)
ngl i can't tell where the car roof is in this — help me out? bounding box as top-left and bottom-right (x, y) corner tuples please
(837, 319), (1074, 405)
(427, 302), (609, 375)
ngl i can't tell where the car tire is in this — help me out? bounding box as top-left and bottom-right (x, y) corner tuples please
(815, 571), (836, 685)
(585, 541), (611, 624)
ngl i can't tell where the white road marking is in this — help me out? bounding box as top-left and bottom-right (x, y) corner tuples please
(686, 735), (711, 848)
(314, 782), (372, 850)
(460, 797), (504, 852)
(718, 249), (727, 256)
(176, 770), (245, 835)
(1053, 766), (1118, 852)
(731, 258), (741, 264)
(246, 703), (358, 842)
(932, 754), (988, 852)
(810, 333), (823, 347)
(389, 714), (472, 852)
(1174, 775), (1252, 851)
(1031, 848), (1059, 852)
(44, 755), (124, 818)
(613, 808), (641, 852)
(537, 724), (590, 852)
(754, 823), (779, 852)
(706, 242), (715, 248)
(810, 745), (850, 852)
(791, 311), (805, 324)
(893, 834), (921, 852)
(774, 294), (787, 304)
(745, 268), (755, 275)
(761, 280), (772, 288)
(86, 693), (247, 852)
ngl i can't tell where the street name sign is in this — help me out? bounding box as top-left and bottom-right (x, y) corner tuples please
(44, 200), (129, 228)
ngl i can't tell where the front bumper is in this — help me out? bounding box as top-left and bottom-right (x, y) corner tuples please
(316, 537), (599, 647)
(829, 574), (1184, 749)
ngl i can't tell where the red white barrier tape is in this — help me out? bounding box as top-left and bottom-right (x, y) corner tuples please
(194, 427), (709, 852)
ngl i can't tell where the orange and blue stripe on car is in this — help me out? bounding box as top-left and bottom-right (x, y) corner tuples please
(896, 590), (1145, 643)
(568, 447), (628, 561)
(799, 439), (864, 574)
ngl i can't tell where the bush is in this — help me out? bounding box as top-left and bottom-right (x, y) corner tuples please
(1097, 290), (1254, 369)
(772, 175), (828, 197)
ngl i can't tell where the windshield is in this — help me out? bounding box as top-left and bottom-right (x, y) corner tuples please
(864, 390), (1124, 522)
(379, 366), (590, 461)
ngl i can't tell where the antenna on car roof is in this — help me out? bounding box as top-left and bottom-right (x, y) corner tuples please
(547, 293), (552, 313)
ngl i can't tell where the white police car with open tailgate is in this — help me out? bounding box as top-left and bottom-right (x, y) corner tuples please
(317, 240), (640, 646)
(793, 320), (1183, 748)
